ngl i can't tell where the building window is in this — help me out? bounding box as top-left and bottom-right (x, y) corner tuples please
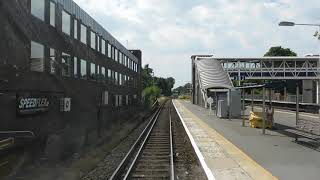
(80, 59), (87, 79)
(101, 67), (105, 81)
(101, 39), (106, 55)
(30, 41), (44, 72)
(111, 46), (114, 60)
(115, 72), (118, 85)
(61, 53), (71, 77)
(119, 95), (122, 106)
(126, 57), (128, 67)
(107, 43), (111, 58)
(97, 36), (100, 52)
(119, 73), (122, 85)
(90, 63), (96, 80)
(49, 48), (56, 74)
(103, 91), (109, 105)
(90, 31), (96, 50)
(31, 0), (44, 21)
(81, 24), (87, 44)
(115, 49), (118, 62)
(50, 2), (55, 27)
(74, 19), (78, 39)
(62, 11), (71, 35)
(107, 69), (111, 80)
(73, 57), (78, 78)
(126, 95), (129, 105)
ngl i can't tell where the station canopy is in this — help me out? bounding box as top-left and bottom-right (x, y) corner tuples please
(195, 57), (233, 90)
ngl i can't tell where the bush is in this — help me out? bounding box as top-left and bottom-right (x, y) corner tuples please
(143, 86), (161, 108)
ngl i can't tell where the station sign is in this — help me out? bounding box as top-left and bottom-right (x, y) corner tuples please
(16, 96), (49, 115)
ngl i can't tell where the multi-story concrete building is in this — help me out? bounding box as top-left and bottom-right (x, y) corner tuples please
(0, 0), (142, 158)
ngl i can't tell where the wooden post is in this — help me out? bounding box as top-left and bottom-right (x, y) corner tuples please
(296, 83), (299, 126)
(251, 89), (254, 112)
(262, 87), (266, 135)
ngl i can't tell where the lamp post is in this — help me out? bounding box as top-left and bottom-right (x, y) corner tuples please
(279, 21), (320, 120)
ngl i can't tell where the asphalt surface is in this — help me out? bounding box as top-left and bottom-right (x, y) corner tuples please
(179, 100), (320, 180)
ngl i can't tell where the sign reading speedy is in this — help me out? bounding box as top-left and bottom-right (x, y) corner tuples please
(17, 97), (49, 115)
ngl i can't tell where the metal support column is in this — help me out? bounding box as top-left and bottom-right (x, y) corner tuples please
(242, 89), (245, 127)
(251, 89), (254, 112)
(228, 89), (231, 121)
(262, 87), (266, 135)
(296, 83), (299, 126)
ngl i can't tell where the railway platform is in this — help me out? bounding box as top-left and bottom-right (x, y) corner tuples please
(173, 99), (320, 180)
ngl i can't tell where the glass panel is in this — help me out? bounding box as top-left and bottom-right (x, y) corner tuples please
(73, 57), (78, 77)
(111, 46), (114, 60)
(107, 43), (111, 58)
(81, 24), (87, 44)
(97, 36), (100, 52)
(115, 72), (118, 84)
(101, 67), (105, 80)
(90, 63), (96, 80)
(61, 53), (71, 77)
(62, 11), (71, 35)
(80, 59), (87, 79)
(49, 48), (56, 74)
(107, 69), (111, 78)
(30, 41), (44, 72)
(90, 31), (95, 49)
(101, 39), (106, 55)
(115, 49), (118, 62)
(74, 19), (78, 39)
(31, 0), (44, 21)
(50, 2), (55, 27)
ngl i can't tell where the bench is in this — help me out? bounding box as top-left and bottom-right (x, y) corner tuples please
(286, 118), (320, 142)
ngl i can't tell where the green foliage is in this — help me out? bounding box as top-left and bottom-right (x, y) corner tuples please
(264, 46), (297, 57)
(173, 83), (191, 95)
(142, 64), (175, 96)
(142, 64), (154, 89)
(143, 86), (161, 107)
(155, 77), (175, 96)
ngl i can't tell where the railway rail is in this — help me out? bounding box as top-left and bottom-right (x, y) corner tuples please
(109, 100), (174, 179)
(109, 100), (207, 180)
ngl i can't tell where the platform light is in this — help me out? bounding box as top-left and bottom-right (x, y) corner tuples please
(279, 21), (295, 26)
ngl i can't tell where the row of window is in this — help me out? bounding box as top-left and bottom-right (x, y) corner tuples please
(31, 0), (139, 73)
(102, 91), (137, 107)
(31, 41), (139, 88)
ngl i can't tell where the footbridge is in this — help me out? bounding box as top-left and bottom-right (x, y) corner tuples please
(192, 55), (320, 105)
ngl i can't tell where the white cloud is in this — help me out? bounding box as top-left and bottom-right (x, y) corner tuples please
(73, 0), (320, 87)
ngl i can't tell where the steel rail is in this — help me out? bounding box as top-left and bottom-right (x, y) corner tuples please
(122, 103), (165, 179)
(109, 102), (164, 180)
(169, 106), (175, 180)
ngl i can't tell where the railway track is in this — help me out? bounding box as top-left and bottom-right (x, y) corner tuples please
(109, 100), (174, 179)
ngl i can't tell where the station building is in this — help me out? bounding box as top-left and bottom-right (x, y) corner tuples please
(0, 0), (142, 157)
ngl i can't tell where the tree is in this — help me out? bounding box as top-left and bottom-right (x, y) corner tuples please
(141, 64), (154, 89)
(173, 83), (191, 95)
(264, 46), (297, 57)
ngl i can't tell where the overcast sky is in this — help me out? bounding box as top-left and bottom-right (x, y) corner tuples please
(74, 0), (320, 87)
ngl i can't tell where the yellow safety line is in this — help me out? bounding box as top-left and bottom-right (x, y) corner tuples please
(175, 100), (278, 180)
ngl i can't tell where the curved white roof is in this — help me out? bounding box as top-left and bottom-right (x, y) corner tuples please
(195, 58), (233, 90)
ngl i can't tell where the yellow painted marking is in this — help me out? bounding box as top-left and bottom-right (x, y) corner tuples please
(175, 100), (278, 180)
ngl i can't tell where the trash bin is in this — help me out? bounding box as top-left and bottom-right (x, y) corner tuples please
(249, 111), (273, 129)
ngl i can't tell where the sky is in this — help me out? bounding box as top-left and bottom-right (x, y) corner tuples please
(73, 0), (320, 87)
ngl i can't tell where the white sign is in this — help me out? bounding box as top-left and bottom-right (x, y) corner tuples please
(207, 97), (213, 104)
(207, 97), (213, 115)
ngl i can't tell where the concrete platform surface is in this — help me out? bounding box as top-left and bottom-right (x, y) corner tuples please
(173, 100), (320, 180)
